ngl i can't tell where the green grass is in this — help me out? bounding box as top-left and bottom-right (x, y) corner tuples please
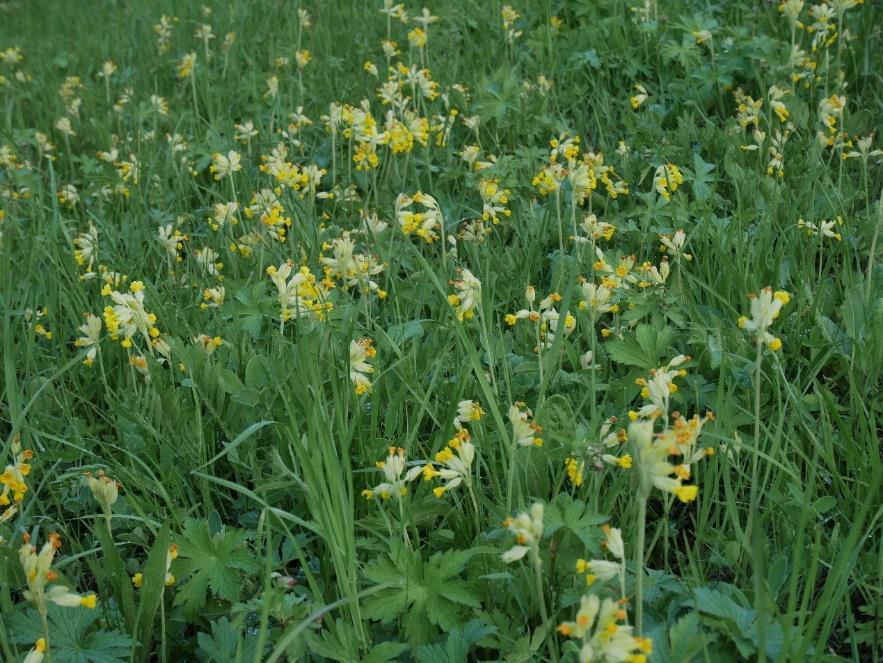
(0, 0), (881, 661)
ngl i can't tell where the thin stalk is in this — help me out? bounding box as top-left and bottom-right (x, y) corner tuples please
(866, 193), (882, 305)
(635, 496), (648, 635)
(746, 338), (764, 542)
(531, 548), (558, 663)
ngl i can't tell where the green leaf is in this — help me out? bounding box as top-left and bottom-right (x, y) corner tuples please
(416, 619), (497, 662)
(605, 324), (673, 369)
(135, 523), (170, 662)
(197, 617), (260, 662)
(544, 494), (606, 551)
(689, 153), (716, 202)
(92, 521), (136, 633)
(6, 606), (132, 663)
(362, 547), (480, 646)
(668, 612), (708, 662)
(174, 519), (257, 619)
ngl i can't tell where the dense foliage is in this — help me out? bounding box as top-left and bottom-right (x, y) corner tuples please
(1, 0), (881, 661)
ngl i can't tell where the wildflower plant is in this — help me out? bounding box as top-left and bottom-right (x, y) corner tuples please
(0, 1), (879, 660)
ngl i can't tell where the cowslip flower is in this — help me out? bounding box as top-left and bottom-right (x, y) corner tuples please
(653, 163), (684, 200)
(447, 268), (482, 321)
(266, 262), (332, 327)
(209, 202), (239, 231)
(101, 281), (161, 350)
(362, 447), (423, 500)
(509, 402), (543, 447)
(320, 232), (386, 297)
(177, 52), (197, 78)
(201, 286), (225, 310)
(132, 543), (178, 588)
(73, 224), (98, 275)
(797, 216), (842, 241)
(768, 85), (791, 123)
(659, 229), (692, 262)
(478, 178), (511, 222)
(395, 192), (442, 243)
(629, 418), (699, 503)
(157, 224), (186, 262)
(454, 400), (485, 428)
(23, 638), (47, 663)
(579, 281), (616, 318)
(501, 502), (544, 563)
(506, 290), (575, 350)
(20, 532), (98, 616)
(557, 594), (652, 662)
(631, 355), (691, 420)
(738, 287), (790, 351)
(193, 334), (223, 356)
(74, 313), (101, 366)
(572, 213), (616, 244)
(210, 150), (241, 180)
(422, 430), (475, 497)
(630, 83), (648, 109)
(1, 439), (32, 518)
(350, 338), (376, 395)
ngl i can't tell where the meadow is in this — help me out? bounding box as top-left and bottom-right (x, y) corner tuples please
(0, 0), (881, 661)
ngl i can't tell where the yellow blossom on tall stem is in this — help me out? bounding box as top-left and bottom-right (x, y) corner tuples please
(502, 502), (557, 659)
(1, 437), (32, 523)
(349, 338), (376, 395)
(266, 261), (333, 331)
(74, 313), (101, 366)
(20, 532), (98, 656)
(362, 447), (423, 502)
(177, 51), (196, 78)
(454, 400), (485, 428)
(447, 268), (481, 321)
(653, 163), (684, 200)
(557, 594), (652, 662)
(395, 191), (443, 245)
(739, 287), (790, 542)
(84, 469), (120, 534)
(478, 178), (511, 222)
(101, 280), (162, 354)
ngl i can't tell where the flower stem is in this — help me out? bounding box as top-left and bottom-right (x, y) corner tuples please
(531, 548), (558, 662)
(747, 338), (764, 542)
(635, 496), (648, 635)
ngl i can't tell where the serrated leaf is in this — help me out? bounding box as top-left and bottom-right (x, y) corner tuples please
(174, 519), (257, 619)
(5, 606), (132, 663)
(543, 494), (606, 551)
(362, 548), (479, 646)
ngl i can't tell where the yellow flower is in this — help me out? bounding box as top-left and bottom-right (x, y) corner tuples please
(363, 447), (424, 502)
(350, 338), (376, 395)
(479, 178), (511, 222)
(739, 287), (790, 350)
(448, 268), (482, 321)
(395, 192), (442, 243)
(630, 84), (648, 109)
(653, 163), (684, 200)
(509, 403), (543, 447)
(502, 503), (544, 563)
(209, 150), (242, 180)
(177, 52), (197, 78)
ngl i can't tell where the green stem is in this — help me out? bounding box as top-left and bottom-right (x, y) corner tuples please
(532, 548), (558, 662)
(635, 496), (648, 635)
(866, 193), (882, 305)
(746, 338), (764, 542)
(506, 442), (517, 513)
